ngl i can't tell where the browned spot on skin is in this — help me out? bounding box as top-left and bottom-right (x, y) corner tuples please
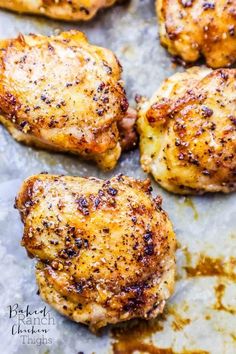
(214, 283), (236, 315)
(184, 256), (236, 281)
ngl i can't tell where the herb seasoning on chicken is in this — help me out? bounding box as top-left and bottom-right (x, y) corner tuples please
(0, 31), (135, 170)
(137, 67), (236, 194)
(0, 0), (119, 21)
(15, 174), (176, 331)
(157, 0), (236, 68)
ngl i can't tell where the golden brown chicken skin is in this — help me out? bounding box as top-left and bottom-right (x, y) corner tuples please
(157, 0), (236, 68)
(15, 174), (176, 331)
(0, 31), (133, 170)
(137, 67), (236, 194)
(0, 0), (118, 21)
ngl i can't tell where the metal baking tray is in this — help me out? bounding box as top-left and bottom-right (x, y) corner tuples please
(0, 1), (235, 353)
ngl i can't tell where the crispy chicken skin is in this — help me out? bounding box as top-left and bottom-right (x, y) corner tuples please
(0, 0), (118, 21)
(137, 67), (236, 194)
(157, 0), (236, 68)
(15, 174), (176, 331)
(0, 31), (133, 170)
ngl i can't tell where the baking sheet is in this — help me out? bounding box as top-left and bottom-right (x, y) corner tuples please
(0, 1), (235, 353)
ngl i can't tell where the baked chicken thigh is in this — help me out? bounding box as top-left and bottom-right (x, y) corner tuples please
(157, 0), (236, 68)
(137, 67), (236, 194)
(0, 31), (134, 170)
(0, 0), (118, 21)
(16, 174), (176, 331)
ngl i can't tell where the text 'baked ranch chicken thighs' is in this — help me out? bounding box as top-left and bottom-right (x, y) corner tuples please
(137, 67), (236, 194)
(0, 0), (118, 21)
(157, 0), (236, 68)
(0, 31), (136, 170)
(15, 174), (176, 331)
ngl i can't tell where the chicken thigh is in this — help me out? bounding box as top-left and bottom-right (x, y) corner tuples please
(157, 0), (236, 68)
(16, 173), (176, 331)
(0, 0), (118, 21)
(0, 31), (133, 170)
(137, 67), (236, 194)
